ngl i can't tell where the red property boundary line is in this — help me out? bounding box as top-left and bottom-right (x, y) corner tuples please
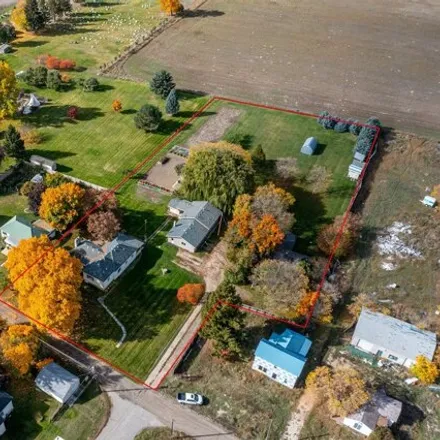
(0, 96), (380, 390)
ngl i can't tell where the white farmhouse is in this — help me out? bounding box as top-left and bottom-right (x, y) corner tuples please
(351, 308), (437, 368)
(167, 199), (222, 253)
(71, 233), (144, 290)
(252, 328), (311, 389)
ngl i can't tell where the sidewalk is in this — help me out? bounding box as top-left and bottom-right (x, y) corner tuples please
(145, 304), (203, 388)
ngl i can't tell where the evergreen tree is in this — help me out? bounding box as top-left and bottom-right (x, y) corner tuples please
(4, 125), (25, 159)
(25, 0), (47, 32)
(134, 104), (162, 132)
(200, 281), (246, 359)
(46, 69), (61, 90)
(165, 88), (180, 115)
(251, 144), (266, 166)
(0, 23), (16, 43)
(149, 70), (175, 99)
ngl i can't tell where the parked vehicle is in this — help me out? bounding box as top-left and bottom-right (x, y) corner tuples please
(176, 392), (204, 405)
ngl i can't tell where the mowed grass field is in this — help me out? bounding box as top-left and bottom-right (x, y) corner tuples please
(5, 0), (164, 73)
(79, 234), (201, 379)
(171, 100), (357, 252)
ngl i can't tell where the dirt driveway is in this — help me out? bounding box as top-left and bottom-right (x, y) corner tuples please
(118, 0), (440, 135)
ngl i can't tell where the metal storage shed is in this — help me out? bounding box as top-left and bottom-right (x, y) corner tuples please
(300, 137), (318, 155)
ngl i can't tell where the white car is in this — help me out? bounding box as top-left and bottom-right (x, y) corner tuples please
(176, 392), (204, 405)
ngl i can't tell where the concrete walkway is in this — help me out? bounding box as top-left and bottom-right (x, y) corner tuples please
(145, 303), (203, 388)
(97, 392), (163, 440)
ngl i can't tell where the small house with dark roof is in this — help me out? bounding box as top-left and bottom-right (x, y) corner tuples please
(36, 362), (80, 404)
(351, 308), (437, 368)
(167, 199), (222, 253)
(72, 233), (144, 290)
(252, 328), (311, 389)
(0, 392), (13, 436)
(342, 389), (402, 437)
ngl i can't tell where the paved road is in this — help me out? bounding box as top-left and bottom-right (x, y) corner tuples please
(46, 337), (238, 440)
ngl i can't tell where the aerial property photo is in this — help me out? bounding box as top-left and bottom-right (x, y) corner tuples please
(0, 0), (438, 439)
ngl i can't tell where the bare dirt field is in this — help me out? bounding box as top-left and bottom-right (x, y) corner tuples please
(347, 132), (440, 331)
(116, 0), (440, 136)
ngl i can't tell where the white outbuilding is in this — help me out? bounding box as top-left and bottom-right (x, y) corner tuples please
(422, 196), (436, 208)
(300, 137), (318, 155)
(36, 362), (80, 404)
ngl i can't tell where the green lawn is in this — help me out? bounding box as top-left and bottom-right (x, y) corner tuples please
(171, 100), (357, 252)
(5, 0), (164, 73)
(79, 234), (201, 379)
(4, 379), (109, 440)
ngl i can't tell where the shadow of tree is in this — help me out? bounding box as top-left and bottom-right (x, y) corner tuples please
(13, 40), (49, 48)
(25, 105), (104, 127)
(183, 9), (225, 18)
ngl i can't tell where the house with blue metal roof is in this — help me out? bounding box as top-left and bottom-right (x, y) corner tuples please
(167, 199), (223, 253)
(252, 328), (312, 389)
(71, 233), (144, 290)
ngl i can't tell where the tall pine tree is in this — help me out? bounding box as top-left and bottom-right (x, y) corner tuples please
(165, 88), (180, 115)
(25, 0), (47, 32)
(4, 125), (25, 159)
(200, 281), (246, 359)
(149, 70), (175, 99)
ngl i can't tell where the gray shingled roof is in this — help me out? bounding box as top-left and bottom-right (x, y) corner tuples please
(0, 391), (12, 423)
(354, 308), (437, 361)
(349, 389), (402, 430)
(167, 200), (222, 249)
(72, 233), (144, 282)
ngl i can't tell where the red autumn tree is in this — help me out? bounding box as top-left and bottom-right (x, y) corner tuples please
(46, 55), (60, 69)
(87, 210), (121, 242)
(317, 213), (361, 258)
(67, 106), (78, 119)
(59, 59), (76, 70)
(177, 283), (205, 305)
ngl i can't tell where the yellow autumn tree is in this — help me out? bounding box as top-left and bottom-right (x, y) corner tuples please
(10, 0), (28, 32)
(0, 324), (39, 375)
(5, 236), (83, 334)
(0, 61), (18, 120)
(410, 355), (439, 384)
(306, 366), (370, 417)
(160, 0), (182, 15)
(39, 182), (85, 231)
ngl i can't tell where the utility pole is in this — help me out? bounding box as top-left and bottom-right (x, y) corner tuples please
(144, 219), (148, 242)
(170, 419), (174, 438)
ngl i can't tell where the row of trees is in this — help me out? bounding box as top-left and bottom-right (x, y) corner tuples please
(11, 0), (71, 33)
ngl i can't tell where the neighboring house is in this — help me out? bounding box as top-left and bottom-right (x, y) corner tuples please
(30, 155), (56, 172)
(0, 216), (54, 249)
(0, 44), (12, 54)
(252, 328), (311, 389)
(300, 137), (318, 155)
(167, 199), (223, 253)
(0, 392), (13, 437)
(351, 308), (437, 368)
(342, 389), (402, 437)
(71, 233), (144, 290)
(422, 195), (436, 208)
(348, 159), (364, 180)
(36, 362), (80, 404)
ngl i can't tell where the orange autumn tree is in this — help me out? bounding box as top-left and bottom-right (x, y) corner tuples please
(251, 214), (284, 255)
(0, 324), (39, 375)
(160, 0), (182, 15)
(112, 99), (122, 112)
(177, 283), (205, 305)
(39, 182), (85, 231)
(5, 236), (83, 334)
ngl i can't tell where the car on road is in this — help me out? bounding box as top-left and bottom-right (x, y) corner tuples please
(176, 392), (204, 405)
